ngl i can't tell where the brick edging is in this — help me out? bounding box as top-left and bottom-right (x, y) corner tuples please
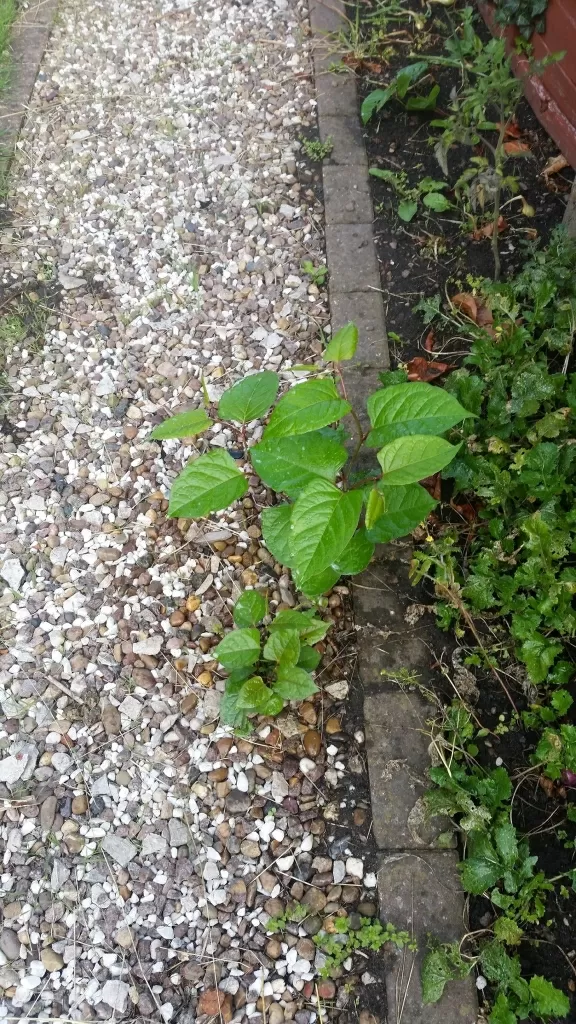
(308, 2), (478, 1021)
(0, 0), (59, 181)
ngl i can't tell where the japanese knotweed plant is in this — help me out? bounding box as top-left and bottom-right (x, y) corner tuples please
(151, 324), (473, 600)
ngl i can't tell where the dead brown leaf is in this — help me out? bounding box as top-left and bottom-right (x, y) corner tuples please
(406, 356), (454, 381)
(496, 119), (522, 139)
(541, 153), (569, 177)
(452, 292), (478, 322)
(503, 139), (531, 156)
(424, 330), (435, 352)
(471, 216), (507, 240)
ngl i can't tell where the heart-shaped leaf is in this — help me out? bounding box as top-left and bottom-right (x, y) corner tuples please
(366, 382), (472, 446)
(263, 629), (301, 665)
(250, 430), (347, 498)
(168, 450), (247, 518)
(398, 200), (418, 222)
(236, 676), (274, 710)
(263, 379), (350, 440)
(323, 323), (359, 362)
(290, 479), (363, 577)
(377, 435), (460, 485)
(366, 483), (437, 543)
(333, 528), (374, 575)
(233, 590), (267, 627)
(218, 371), (279, 423)
(150, 408), (211, 440)
(213, 628), (260, 670)
(293, 564), (341, 599)
(261, 504), (295, 567)
(269, 610), (330, 644)
(273, 667), (318, 701)
(297, 645), (322, 671)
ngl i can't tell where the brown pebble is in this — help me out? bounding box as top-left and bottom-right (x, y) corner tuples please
(102, 704), (121, 735)
(303, 729), (321, 758)
(325, 716), (341, 734)
(208, 766), (228, 782)
(197, 670), (213, 687)
(186, 595), (201, 613)
(71, 794), (88, 815)
(180, 692), (198, 715)
(169, 610), (186, 627)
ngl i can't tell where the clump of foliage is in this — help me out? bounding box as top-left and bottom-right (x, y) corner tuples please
(423, 938), (570, 1022)
(299, 136), (334, 161)
(215, 593), (329, 732)
(266, 908), (415, 978)
(493, 0), (548, 38)
(361, 60), (439, 123)
(369, 167), (451, 222)
(151, 323), (471, 603)
(415, 230), (576, 693)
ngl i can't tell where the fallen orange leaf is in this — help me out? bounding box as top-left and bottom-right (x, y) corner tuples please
(424, 330), (435, 352)
(503, 139), (531, 156)
(471, 216), (507, 240)
(452, 292), (478, 322)
(476, 302), (493, 328)
(406, 356), (455, 381)
(496, 119), (522, 139)
(541, 153), (569, 177)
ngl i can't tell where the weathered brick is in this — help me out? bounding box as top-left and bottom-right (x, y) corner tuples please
(378, 851), (477, 1024)
(322, 163), (373, 224)
(331, 291), (388, 368)
(320, 115), (368, 167)
(364, 690), (452, 849)
(325, 223), (380, 293)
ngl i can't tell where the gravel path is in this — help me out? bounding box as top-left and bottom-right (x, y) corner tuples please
(0, 0), (379, 1021)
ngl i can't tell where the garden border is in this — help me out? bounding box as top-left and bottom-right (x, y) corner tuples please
(307, 4), (479, 1021)
(0, 0), (59, 180)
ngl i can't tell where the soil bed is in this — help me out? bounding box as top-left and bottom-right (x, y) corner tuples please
(352, 1), (571, 365)
(349, 1), (576, 1015)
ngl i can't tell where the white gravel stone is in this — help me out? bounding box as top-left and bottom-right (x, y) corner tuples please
(346, 857), (364, 879)
(101, 980), (130, 1013)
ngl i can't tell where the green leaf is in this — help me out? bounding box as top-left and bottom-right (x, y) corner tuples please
(250, 431), (347, 498)
(520, 634), (563, 683)
(460, 836), (503, 894)
(290, 479), (363, 576)
(395, 61), (429, 97)
(361, 86), (394, 123)
(274, 666), (318, 701)
(261, 692), (284, 716)
(219, 688), (246, 728)
(263, 629), (301, 666)
(298, 645), (322, 671)
(366, 484), (437, 543)
(493, 918), (523, 945)
(333, 529), (375, 575)
(168, 450), (248, 518)
(365, 487), (385, 530)
(494, 821), (518, 867)
(263, 379), (351, 440)
(269, 610), (330, 643)
(551, 689), (573, 715)
(293, 564), (341, 599)
(213, 628), (260, 670)
(261, 505), (295, 566)
(422, 191), (452, 212)
(377, 435), (461, 485)
(398, 200), (418, 222)
(233, 591), (267, 627)
(421, 949), (453, 1004)
(150, 408), (211, 440)
(218, 371), (279, 423)
(529, 976), (570, 1017)
(366, 382), (472, 447)
(489, 993), (517, 1024)
(405, 84), (440, 110)
(323, 323), (359, 362)
(236, 676), (274, 711)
